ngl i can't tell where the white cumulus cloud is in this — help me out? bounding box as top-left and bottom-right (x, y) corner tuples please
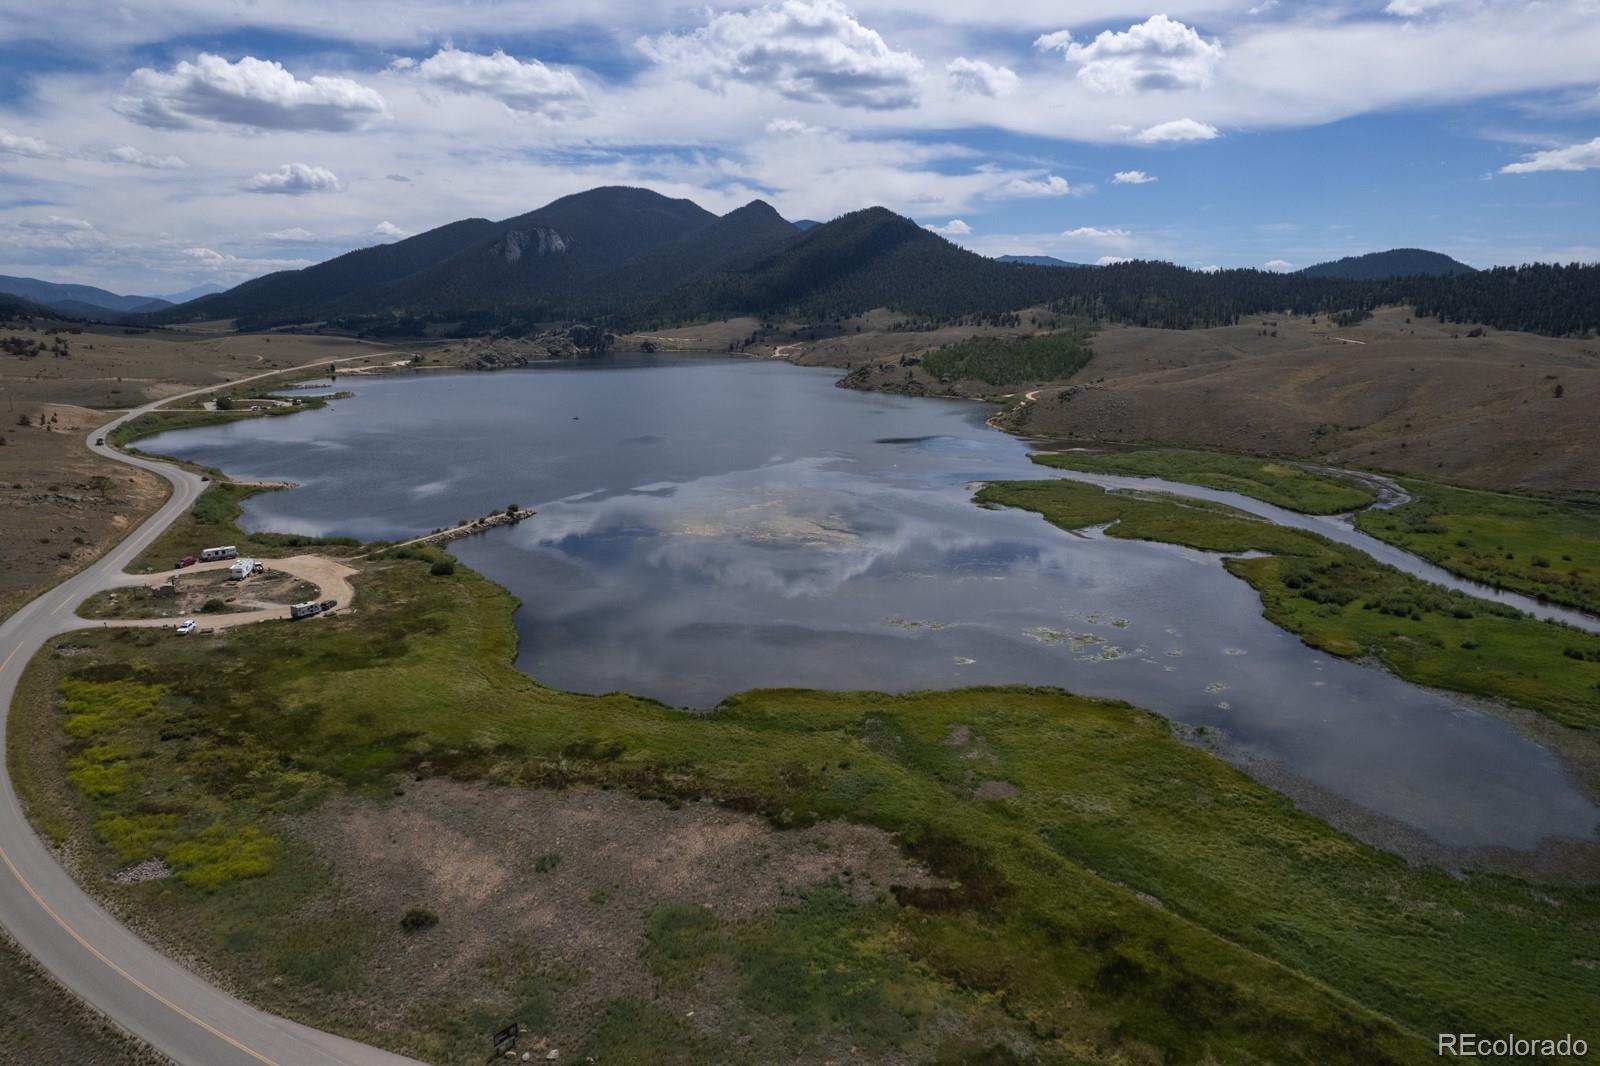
(637, 0), (923, 110)
(107, 145), (188, 169)
(0, 127), (63, 158)
(115, 54), (388, 131)
(1384, 0), (1455, 15)
(1034, 30), (1074, 53)
(405, 47), (588, 120)
(1264, 258), (1294, 270)
(1131, 118), (1220, 144)
(1063, 226), (1133, 245)
(267, 227), (317, 241)
(1002, 174), (1073, 197)
(1113, 170), (1156, 184)
(927, 219), (971, 235)
(372, 220), (409, 239)
(1064, 15), (1223, 94)
(242, 163), (343, 195)
(1500, 136), (1600, 174)
(184, 245), (314, 281)
(1096, 255), (1134, 265)
(946, 57), (1017, 98)
(765, 117), (826, 136)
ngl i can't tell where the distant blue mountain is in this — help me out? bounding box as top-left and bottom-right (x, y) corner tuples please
(995, 254), (1093, 268)
(0, 274), (171, 314)
(158, 283), (227, 303)
(791, 219), (821, 231)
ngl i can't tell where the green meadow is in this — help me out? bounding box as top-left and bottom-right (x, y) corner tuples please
(12, 528), (1599, 1063)
(1029, 448), (1377, 515)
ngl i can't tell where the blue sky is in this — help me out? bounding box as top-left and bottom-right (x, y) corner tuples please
(0, 0), (1596, 293)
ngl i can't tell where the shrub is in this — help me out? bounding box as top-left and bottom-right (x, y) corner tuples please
(429, 559), (456, 576)
(200, 598), (226, 613)
(400, 908), (438, 933)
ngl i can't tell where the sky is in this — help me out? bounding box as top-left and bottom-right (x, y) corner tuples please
(0, 0), (1597, 294)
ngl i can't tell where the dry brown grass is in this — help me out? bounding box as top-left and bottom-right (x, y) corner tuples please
(1005, 307), (1600, 493)
(295, 778), (931, 1052)
(0, 321), (392, 410)
(0, 404), (167, 623)
(0, 930), (171, 1066)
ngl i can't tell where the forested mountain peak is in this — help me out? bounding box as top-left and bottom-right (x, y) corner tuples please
(1301, 248), (1476, 280)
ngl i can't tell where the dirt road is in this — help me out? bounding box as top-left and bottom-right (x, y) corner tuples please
(98, 556), (357, 630)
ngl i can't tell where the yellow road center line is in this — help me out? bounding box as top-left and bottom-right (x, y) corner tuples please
(0, 841), (282, 1066)
(0, 348), (387, 1066)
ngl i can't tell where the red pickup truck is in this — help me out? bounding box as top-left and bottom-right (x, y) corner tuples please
(175, 556), (197, 569)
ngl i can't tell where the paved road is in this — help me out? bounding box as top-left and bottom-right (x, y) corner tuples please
(0, 357), (427, 1065)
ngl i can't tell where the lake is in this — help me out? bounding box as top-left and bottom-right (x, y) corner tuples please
(142, 355), (1597, 852)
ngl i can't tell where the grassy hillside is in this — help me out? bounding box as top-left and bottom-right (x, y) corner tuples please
(921, 322), (1096, 386)
(1011, 307), (1599, 494)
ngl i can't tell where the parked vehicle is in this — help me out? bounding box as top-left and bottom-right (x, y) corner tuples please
(175, 556), (196, 569)
(289, 601), (322, 620)
(95, 436), (105, 446)
(318, 599), (337, 612)
(175, 620), (197, 636)
(199, 545), (238, 562)
(227, 558), (261, 580)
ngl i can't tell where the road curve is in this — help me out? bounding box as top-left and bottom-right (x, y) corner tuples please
(0, 355), (428, 1066)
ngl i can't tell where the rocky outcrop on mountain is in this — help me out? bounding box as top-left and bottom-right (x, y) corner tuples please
(494, 227), (569, 264)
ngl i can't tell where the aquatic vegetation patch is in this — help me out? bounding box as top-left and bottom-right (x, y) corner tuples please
(978, 474), (1600, 729)
(882, 616), (946, 631)
(1033, 448), (1377, 515)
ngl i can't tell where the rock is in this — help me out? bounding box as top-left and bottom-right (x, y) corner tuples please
(546, 1051), (560, 1061)
(495, 227), (569, 264)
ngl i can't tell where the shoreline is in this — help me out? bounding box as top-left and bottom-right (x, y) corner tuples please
(111, 360), (1600, 881)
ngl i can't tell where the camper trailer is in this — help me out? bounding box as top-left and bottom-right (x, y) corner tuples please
(199, 546), (238, 562)
(289, 601), (322, 620)
(227, 558), (262, 580)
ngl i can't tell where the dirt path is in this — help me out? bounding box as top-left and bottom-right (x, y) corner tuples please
(96, 555), (357, 630)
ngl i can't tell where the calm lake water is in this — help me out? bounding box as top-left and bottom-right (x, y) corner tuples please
(144, 356), (1597, 851)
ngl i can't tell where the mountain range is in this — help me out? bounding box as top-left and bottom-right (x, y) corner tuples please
(10, 187), (1591, 338)
(995, 255), (1094, 268)
(0, 276), (227, 322)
